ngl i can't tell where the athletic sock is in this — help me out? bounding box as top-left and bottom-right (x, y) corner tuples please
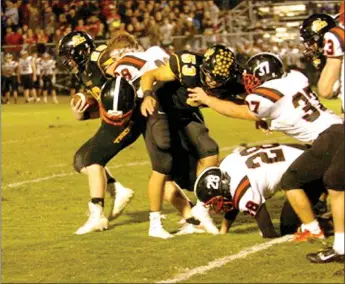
(303, 219), (322, 234)
(333, 232), (345, 255)
(91, 198), (104, 207)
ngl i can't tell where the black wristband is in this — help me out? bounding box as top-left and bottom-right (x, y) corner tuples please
(143, 90), (154, 98)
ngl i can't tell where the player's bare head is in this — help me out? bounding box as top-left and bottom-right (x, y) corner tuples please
(194, 167), (234, 214)
(107, 31), (143, 61)
(243, 52), (285, 94)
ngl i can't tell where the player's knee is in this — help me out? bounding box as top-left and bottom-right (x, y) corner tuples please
(151, 116), (171, 151)
(197, 130), (219, 158)
(73, 151), (85, 173)
(152, 153), (172, 175)
(280, 168), (302, 190)
(323, 172), (345, 191)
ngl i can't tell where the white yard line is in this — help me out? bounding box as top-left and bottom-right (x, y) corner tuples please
(3, 137), (291, 189)
(157, 235), (294, 284)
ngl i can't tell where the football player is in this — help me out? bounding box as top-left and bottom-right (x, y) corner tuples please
(188, 52), (344, 263)
(300, 13), (344, 119)
(194, 143), (331, 238)
(140, 45), (246, 235)
(40, 52), (58, 104)
(18, 49), (38, 103)
(58, 31), (204, 238)
(1, 53), (18, 104)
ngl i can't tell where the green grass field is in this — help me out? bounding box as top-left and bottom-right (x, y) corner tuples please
(1, 96), (344, 283)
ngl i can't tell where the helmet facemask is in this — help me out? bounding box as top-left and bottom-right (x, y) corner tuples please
(205, 196), (234, 214)
(242, 71), (261, 94)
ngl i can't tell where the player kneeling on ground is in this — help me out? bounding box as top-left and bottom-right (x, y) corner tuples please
(194, 143), (333, 238)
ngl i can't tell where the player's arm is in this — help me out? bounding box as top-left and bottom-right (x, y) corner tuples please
(31, 58), (37, 81)
(188, 87), (260, 121)
(254, 203), (279, 238)
(220, 209), (239, 234)
(140, 63), (176, 117)
(317, 56), (342, 98)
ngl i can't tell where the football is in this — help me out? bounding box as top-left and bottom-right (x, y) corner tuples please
(72, 93), (100, 119)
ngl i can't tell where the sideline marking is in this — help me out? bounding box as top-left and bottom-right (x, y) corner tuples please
(157, 235), (293, 284)
(3, 137), (291, 189)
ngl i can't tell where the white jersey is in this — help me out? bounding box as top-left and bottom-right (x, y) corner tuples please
(220, 144), (305, 216)
(323, 26), (345, 111)
(34, 57), (41, 76)
(2, 60), (18, 76)
(40, 59), (56, 76)
(113, 46), (170, 98)
(245, 70), (343, 143)
(18, 56), (34, 75)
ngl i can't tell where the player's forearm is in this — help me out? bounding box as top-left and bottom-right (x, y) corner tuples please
(255, 204), (279, 238)
(141, 70), (157, 93)
(207, 96), (259, 121)
(220, 209), (239, 234)
(317, 58), (341, 98)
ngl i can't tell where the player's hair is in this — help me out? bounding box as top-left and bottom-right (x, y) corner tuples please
(107, 31), (142, 50)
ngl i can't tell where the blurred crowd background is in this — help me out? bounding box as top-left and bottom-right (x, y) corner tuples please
(1, 0), (342, 100)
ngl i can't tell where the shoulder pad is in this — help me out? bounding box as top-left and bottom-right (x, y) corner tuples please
(96, 45), (107, 52)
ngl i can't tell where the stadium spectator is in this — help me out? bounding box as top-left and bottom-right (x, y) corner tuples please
(23, 28), (36, 45)
(4, 26), (23, 53)
(4, 0), (19, 27)
(160, 17), (174, 48)
(27, 3), (40, 31)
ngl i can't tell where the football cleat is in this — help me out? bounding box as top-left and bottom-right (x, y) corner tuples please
(175, 223), (206, 235)
(149, 226), (174, 239)
(191, 202), (219, 235)
(307, 247), (344, 263)
(293, 230), (325, 242)
(108, 184), (134, 221)
(75, 202), (109, 235)
(149, 214), (173, 239)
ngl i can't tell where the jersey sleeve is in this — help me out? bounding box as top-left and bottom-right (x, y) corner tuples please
(237, 186), (263, 217)
(168, 52), (183, 80)
(245, 93), (275, 119)
(323, 27), (345, 57)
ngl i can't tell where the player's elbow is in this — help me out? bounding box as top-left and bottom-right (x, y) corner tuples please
(317, 82), (333, 98)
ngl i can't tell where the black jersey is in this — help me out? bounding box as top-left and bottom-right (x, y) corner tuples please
(168, 50), (245, 109)
(78, 44), (115, 101)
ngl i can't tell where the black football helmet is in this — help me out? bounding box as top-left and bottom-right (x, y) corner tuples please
(58, 31), (95, 73)
(243, 52), (285, 94)
(194, 167), (234, 214)
(99, 76), (136, 126)
(300, 13), (336, 58)
(200, 45), (239, 89)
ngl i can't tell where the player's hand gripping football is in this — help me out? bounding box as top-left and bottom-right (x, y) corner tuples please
(140, 96), (157, 117)
(70, 93), (90, 120)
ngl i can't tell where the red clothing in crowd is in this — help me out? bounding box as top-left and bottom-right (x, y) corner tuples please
(4, 31), (23, 52)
